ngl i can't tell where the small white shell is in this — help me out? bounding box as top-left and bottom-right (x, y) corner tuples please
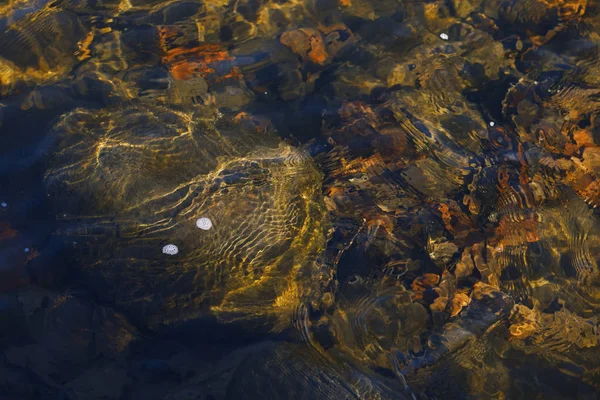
(489, 121), (495, 127)
(440, 33), (449, 40)
(196, 217), (212, 230)
(162, 244), (179, 255)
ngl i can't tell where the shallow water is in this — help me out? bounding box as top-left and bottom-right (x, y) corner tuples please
(1, 0), (599, 399)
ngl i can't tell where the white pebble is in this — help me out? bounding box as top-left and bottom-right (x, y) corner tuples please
(264, 91), (268, 95)
(0, 202), (6, 208)
(196, 217), (213, 230)
(489, 121), (495, 127)
(440, 33), (449, 40)
(162, 244), (179, 255)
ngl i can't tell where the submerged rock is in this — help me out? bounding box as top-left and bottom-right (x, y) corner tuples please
(0, 6), (85, 95)
(45, 104), (329, 331)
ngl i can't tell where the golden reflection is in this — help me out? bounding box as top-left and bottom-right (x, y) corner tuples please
(46, 104), (328, 330)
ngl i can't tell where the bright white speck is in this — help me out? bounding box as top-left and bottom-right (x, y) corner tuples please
(196, 217), (212, 230)
(24, 248), (30, 253)
(489, 121), (495, 127)
(264, 91), (268, 95)
(1, 202), (6, 208)
(162, 244), (179, 255)
(440, 33), (449, 40)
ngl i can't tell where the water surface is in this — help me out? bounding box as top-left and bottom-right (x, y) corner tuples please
(0, 0), (599, 399)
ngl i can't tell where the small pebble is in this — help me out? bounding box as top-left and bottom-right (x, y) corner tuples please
(162, 244), (179, 255)
(1, 202), (6, 208)
(489, 121), (495, 127)
(440, 33), (449, 40)
(196, 217), (213, 230)
(24, 248), (30, 253)
(264, 91), (268, 95)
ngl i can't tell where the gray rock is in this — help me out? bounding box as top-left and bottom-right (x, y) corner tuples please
(66, 367), (130, 400)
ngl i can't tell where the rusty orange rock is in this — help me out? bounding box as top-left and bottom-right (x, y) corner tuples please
(161, 40), (242, 82)
(450, 293), (470, 317)
(280, 25), (354, 66)
(412, 273), (440, 300)
(430, 296), (448, 313)
(280, 29), (313, 59)
(281, 28), (330, 66)
(495, 213), (539, 245)
(308, 35), (329, 64)
(437, 201), (473, 238)
(573, 129), (596, 149)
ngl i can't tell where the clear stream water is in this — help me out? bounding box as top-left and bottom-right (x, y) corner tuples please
(0, 0), (599, 399)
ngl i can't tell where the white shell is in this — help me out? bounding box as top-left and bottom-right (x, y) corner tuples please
(439, 33), (449, 40)
(196, 217), (213, 230)
(162, 244), (179, 255)
(489, 121), (495, 127)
